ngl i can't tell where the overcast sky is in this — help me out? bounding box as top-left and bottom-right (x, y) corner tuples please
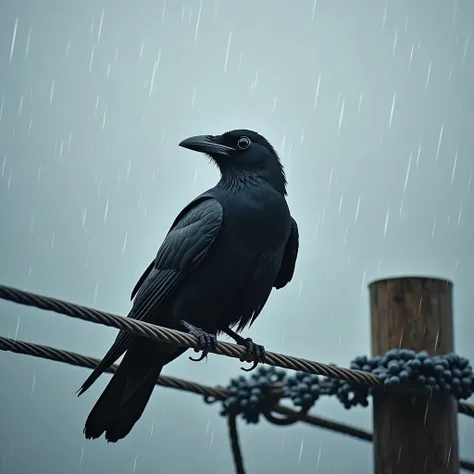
(0, 1), (473, 473)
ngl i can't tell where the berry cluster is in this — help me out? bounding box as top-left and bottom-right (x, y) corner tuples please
(221, 366), (286, 423)
(284, 372), (331, 409)
(220, 350), (473, 421)
(334, 349), (474, 409)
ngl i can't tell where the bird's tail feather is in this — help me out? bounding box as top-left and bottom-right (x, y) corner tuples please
(83, 342), (167, 443)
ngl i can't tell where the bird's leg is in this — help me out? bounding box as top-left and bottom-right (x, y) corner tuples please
(180, 320), (217, 362)
(222, 327), (266, 372)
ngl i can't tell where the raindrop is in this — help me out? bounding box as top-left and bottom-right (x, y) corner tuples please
(360, 270), (367, 295)
(456, 204), (462, 226)
(313, 73), (321, 107)
(103, 198), (109, 222)
(399, 199), (404, 219)
(122, 232), (128, 254)
(272, 93), (278, 112)
(194, 0), (202, 43)
(161, 0), (167, 20)
(450, 149), (458, 184)
(238, 52), (243, 69)
(355, 193), (361, 221)
(403, 152), (412, 192)
(392, 28), (398, 56)
(383, 207), (390, 237)
(25, 26), (32, 59)
(462, 34), (470, 65)
(0, 92), (5, 121)
(388, 92), (396, 129)
(65, 36), (71, 60)
(223, 32), (232, 73)
(101, 108), (107, 130)
(97, 9), (104, 43)
(30, 373), (36, 396)
(435, 125), (443, 162)
(297, 280), (303, 300)
(81, 208), (87, 228)
(14, 316), (20, 340)
(79, 445), (84, 468)
(9, 18), (18, 63)
(416, 143), (422, 167)
(149, 51), (161, 98)
(425, 60), (432, 88)
(298, 437), (304, 465)
(89, 44), (95, 71)
(338, 99), (345, 131)
(94, 94), (100, 115)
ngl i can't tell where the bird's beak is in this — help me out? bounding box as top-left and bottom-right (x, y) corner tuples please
(179, 135), (235, 157)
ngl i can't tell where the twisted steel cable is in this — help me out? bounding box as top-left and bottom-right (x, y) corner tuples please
(0, 284), (379, 386)
(0, 336), (226, 400)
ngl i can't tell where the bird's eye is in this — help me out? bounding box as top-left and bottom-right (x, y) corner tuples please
(237, 136), (251, 150)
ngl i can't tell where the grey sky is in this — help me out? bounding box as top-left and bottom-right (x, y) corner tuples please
(0, 0), (473, 473)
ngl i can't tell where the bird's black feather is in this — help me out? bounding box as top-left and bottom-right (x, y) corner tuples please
(274, 217), (299, 289)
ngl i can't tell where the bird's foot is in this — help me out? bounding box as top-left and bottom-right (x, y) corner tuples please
(239, 338), (266, 372)
(180, 320), (217, 362)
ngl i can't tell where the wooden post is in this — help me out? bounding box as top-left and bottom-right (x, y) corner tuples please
(369, 277), (459, 474)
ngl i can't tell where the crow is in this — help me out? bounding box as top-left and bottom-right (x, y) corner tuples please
(78, 129), (299, 442)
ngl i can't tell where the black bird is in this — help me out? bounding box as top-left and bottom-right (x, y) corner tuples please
(78, 129), (299, 442)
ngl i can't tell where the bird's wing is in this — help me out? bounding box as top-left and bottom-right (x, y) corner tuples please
(78, 196), (223, 395)
(130, 194), (214, 301)
(274, 217), (299, 289)
(130, 261), (154, 301)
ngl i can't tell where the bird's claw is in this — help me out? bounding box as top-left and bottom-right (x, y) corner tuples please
(180, 320), (217, 362)
(240, 337), (266, 372)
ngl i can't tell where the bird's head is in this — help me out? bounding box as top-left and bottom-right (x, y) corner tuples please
(179, 129), (287, 195)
